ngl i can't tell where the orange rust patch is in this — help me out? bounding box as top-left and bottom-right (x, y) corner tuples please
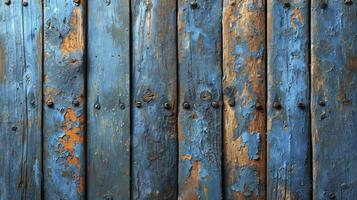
(77, 176), (84, 193)
(179, 161), (200, 200)
(290, 8), (304, 29)
(0, 44), (5, 84)
(59, 108), (84, 170)
(60, 7), (84, 54)
(180, 154), (192, 160)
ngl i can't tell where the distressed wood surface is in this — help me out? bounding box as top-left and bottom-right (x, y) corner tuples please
(267, 0), (311, 199)
(43, 0), (86, 199)
(222, 0), (266, 199)
(87, 0), (130, 199)
(131, 0), (178, 199)
(178, 0), (222, 199)
(0, 1), (42, 199)
(311, 0), (357, 199)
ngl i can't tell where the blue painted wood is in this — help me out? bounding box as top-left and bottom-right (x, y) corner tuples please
(311, 0), (357, 199)
(43, 0), (85, 199)
(267, 0), (311, 199)
(131, 0), (178, 199)
(222, 0), (266, 199)
(0, 0), (42, 199)
(178, 0), (222, 199)
(87, 0), (130, 199)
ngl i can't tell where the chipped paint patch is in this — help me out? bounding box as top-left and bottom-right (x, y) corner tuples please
(231, 166), (260, 197)
(241, 132), (260, 160)
(290, 8), (304, 29)
(33, 159), (40, 187)
(60, 8), (84, 54)
(179, 161), (200, 200)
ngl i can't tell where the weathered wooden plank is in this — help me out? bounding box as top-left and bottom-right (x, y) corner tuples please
(43, 0), (86, 199)
(222, 0), (266, 199)
(178, 0), (222, 199)
(131, 0), (177, 199)
(0, 1), (42, 199)
(87, 0), (130, 199)
(311, 0), (357, 199)
(267, 0), (311, 199)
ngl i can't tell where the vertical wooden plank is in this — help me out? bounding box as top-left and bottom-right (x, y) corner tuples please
(131, 0), (177, 199)
(267, 0), (311, 199)
(87, 0), (130, 199)
(178, 0), (222, 199)
(311, 0), (357, 199)
(0, 0), (42, 199)
(43, 0), (86, 199)
(222, 0), (266, 199)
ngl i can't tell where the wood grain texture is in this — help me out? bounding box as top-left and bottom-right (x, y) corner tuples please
(222, 0), (266, 199)
(131, 0), (177, 199)
(267, 0), (311, 199)
(0, 1), (42, 199)
(43, 0), (86, 199)
(311, 0), (357, 199)
(178, 0), (222, 199)
(87, 0), (130, 199)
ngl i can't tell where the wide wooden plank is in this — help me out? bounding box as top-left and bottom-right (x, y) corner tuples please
(177, 0), (222, 199)
(311, 0), (357, 199)
(87, 0), (130, 199)
(222, 0), (266, 199)
(43, 0), (86, 199)
(0, 1), (42, 199)
(131, 0), (177, 199)
(267, 0), (311, 199)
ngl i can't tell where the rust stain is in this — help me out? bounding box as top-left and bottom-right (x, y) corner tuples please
(0, 44), (5, 84)
(337, 56), (357, 101)
(290, 8), (304, 29)
(180, 161), (200, 200)
(59, 108), (84, 170)
(180, 154), (192, 160)
(60, 7), (84, 54)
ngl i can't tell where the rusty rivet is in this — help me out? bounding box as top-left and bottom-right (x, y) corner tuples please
(12, 124), (17, 131)
(211, 101), (220, 109)
(103, 194), (113, 200)
(72, 99), (80, 107)
(30, 100), (36, 106)
(4, 0), (10, 5)
(135, 101), (142, 108)
(164, 102), (171, 110)
(344, 0), (353, 5)
(320, 0), (328, 9)
(23, 0), (28, 6)
(104, 0), (111, 6)
(183, 102), (191, 110)
(283, 2), (290, 8)
(297, 102), (305, 109)
(46, 99), (54, 107)
(228, 99), (235, 107)
(318, 100), (326, 107)
(190, 1), (198, 9)
(94, 102), (101, 110)
(119, 103), (125, 110)
(273, 101), (282, 110)
(328, 192), (335, 199)
(73, 0), (80, 5)
(255, 102), (264, 111)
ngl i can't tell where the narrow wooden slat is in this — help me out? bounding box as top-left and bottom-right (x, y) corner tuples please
(177, 0), (222, 199)
(43, 1), (86, 199)
(131, 0), (177, 199)
(267, 0), (311, 199)
(222, 0), (266, 198)
(311, 0), (357, 199)
(87, 0), (130, 199)
(0, 1), (42, 199)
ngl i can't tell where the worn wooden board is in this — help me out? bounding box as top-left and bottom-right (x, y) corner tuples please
(131, 0), (177, 199)
(311, 0), (357, 199)
(87, 0), (130, 199)
(43, 0), (86, 199)
(222, 0), (266, 199)
(0, 0), (42, 199)
(267, 0), (311, 199)
(178, 0), (222, 199)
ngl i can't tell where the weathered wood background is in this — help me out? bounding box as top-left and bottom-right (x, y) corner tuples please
(0, 0), (356, 199)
